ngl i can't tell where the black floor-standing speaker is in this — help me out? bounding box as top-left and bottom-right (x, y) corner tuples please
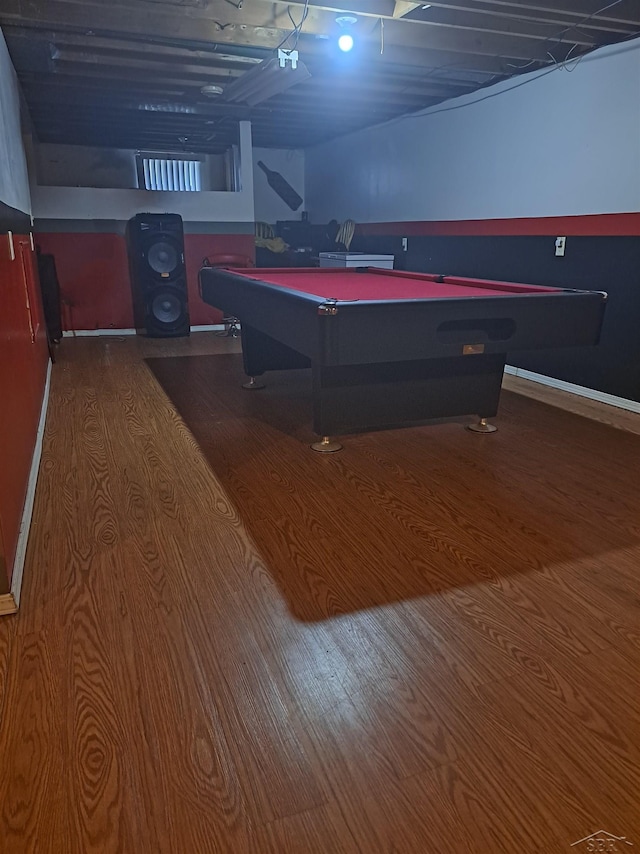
(36, 251), (63, 343)
(126, 213), (190, 337)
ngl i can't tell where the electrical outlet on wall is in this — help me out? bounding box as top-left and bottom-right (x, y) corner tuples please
(555, 236), (566, 257)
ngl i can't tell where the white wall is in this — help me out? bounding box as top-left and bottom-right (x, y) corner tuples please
(32, 122), (255, 224)
(32, 186), (252, 223)
(36, 144), (139, 189)
(306, 39), (640, 224)
(0, 29), (31, 214)
(253, 147), (305, 223)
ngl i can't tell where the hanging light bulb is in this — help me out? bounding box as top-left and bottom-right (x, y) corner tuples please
(335, 15), (357, 53)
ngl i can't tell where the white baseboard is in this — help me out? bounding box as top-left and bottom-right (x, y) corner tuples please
(63, 328), (136, 337)
(505, 365), (640, 414)
(62, 326), (226, 336)
(6, 358), (53, 613)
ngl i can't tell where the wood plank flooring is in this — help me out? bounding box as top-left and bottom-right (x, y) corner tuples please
(503, 372), (640, 435)
(0, 333), (639, 853)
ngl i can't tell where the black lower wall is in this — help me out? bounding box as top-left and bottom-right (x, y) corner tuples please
(0, 199), (31, 235)
(352, 234), (640, 403)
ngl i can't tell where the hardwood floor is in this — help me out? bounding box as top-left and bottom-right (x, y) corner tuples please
(0, 332), (638, 853)
(503, 372), (640, 435)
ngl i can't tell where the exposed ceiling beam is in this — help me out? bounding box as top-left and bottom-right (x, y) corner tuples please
(19, 57), (479, 96)
(50, 56), (245, 85)
(425, 0), (639, 35)
(4, 25), (525, 80)
(20, 80), (252, 115)
(30, 107), (390, 135)
(30, 114), (400, 140)
(250, 1), (616, 50)
(0, 0), (604, 67)
(3, 27), (267, 63)
(37, 51), (476, 101)
(254, 0), (640, 30)
(444, 0), (640, 27)
(21, 77), (417, 117)
(25, 88), (422, 121)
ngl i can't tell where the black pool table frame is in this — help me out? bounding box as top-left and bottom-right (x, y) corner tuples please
(198, 267), (607, 447)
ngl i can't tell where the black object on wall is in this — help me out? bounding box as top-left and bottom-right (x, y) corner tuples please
(0, 200), (31, 235)
(257, 162), (303, 211)
(352, 233), (640, 403)
(126, 213), (190, 337)
(36, 251), (63, 343)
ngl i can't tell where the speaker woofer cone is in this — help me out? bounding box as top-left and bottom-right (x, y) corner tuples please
(145, 238), (181, 277)
(151, 289), (185, 327)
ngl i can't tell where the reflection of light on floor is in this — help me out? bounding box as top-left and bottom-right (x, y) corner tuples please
(273, 604), (438, 725)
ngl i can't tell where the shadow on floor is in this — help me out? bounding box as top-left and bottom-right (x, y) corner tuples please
(147, 353), (640, 621)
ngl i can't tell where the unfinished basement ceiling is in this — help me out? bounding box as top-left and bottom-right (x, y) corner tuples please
(1, 0), (639, 153)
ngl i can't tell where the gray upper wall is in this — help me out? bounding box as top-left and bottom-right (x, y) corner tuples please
(0, 28), (31, 216)
(306, 39), (640, 224)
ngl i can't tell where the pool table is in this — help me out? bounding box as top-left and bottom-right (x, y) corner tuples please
(198, 266), (607, 449)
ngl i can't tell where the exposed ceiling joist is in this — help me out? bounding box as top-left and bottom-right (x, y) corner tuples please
(2, 0), (639, 151)
(254, 0), (640, 29)
(6, 24), (526, 77)
(5, 27), (264, 62)
(51, 57), (245, 86)
(0, 0), (618, 62)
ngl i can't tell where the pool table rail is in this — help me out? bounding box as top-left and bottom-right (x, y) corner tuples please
(199, 267), (607, 367)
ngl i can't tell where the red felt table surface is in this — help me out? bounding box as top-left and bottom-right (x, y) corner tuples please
(240, 268), (559, 301)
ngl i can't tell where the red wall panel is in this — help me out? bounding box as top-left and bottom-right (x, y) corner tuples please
(0, 234), (49, 590)
(36, 231), (255, 331)
(184, 233), (254, 325)
(36, 233), (132, 331)
(358, 212), (640, 238)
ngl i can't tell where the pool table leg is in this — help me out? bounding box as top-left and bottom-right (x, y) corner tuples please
(240, 324), (311, 387)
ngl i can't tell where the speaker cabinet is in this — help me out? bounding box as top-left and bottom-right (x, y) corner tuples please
(36, 252), (63, 342)
(126, 213), (190, 337)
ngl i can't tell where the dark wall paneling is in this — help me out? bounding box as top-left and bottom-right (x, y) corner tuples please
(351, 233), (640, 403)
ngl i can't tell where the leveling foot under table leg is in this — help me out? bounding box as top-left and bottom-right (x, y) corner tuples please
(466, 418), (498, 434)
(242, 377), (266, 390)
(311, 436), (343, 453)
